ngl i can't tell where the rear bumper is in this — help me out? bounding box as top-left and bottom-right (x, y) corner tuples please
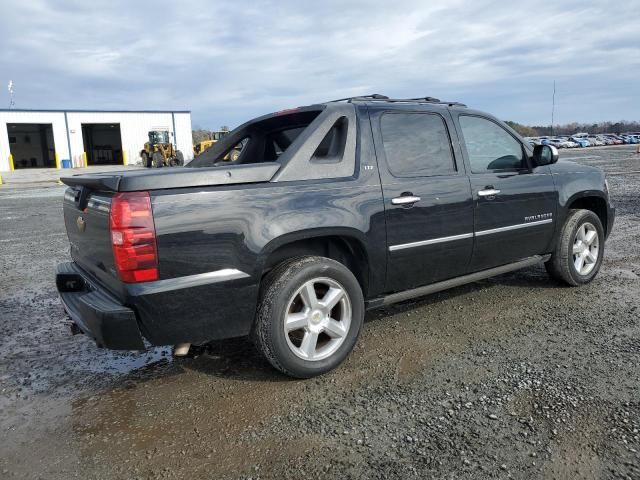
(57, 261), (260, 349)
(56, 262), (145, 350)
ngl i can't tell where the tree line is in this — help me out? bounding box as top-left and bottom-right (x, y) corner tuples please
(192, 126), (230, 145)
(505, 120), (640, 137)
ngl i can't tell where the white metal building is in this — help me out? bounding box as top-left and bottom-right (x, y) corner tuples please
(0, 109), (193, 172)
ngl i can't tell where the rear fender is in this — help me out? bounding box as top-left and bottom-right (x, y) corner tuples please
(258, 227), (372, 289)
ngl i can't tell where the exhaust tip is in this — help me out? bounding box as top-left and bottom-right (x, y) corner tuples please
(173, 343), (191, 357)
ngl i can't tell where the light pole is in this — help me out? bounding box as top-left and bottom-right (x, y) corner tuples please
(7, 80), (15, 109)
(551, 80), (556, 137)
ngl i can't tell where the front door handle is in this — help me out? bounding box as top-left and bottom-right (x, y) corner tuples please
(478, 188), (501, 197)
(391, 195), (421, 206)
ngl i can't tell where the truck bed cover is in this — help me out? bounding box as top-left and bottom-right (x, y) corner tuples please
(60, 163), (280, 192)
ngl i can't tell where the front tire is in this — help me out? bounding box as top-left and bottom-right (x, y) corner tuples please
(141, 151), (150, 168)
(545, 209), (605, 286)
(175, 150), (184, 166)
(151, 151), (164, 168)
(254, 256), (364, 378)
(229, 148), (240, 162)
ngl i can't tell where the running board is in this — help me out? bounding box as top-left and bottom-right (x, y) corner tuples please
(366, 254), (551, 309)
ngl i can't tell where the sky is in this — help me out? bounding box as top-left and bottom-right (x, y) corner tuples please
(1, 0), (639, 129)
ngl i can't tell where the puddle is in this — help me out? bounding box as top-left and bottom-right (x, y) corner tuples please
(71, 346), (174, 375)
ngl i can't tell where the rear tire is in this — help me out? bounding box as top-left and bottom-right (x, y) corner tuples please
(152, 151), (164, 168)
(175, 150), (184, 166)
(545, 209), (605, 286)
(253, 256), (364, 378)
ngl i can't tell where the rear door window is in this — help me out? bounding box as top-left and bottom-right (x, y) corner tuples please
(380, 113), (456, 177)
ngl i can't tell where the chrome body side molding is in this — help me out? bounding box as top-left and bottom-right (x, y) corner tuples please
(126, 269), (251, 296)
(388, 233), (474, 252)
(389, 219), (553, 252)
(474, 218), (553, 237)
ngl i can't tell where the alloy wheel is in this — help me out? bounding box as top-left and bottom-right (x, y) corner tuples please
(572, 222), (599, 275)
(283, 277), (352, 361)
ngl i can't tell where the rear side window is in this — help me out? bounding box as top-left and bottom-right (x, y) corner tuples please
(458, 115), (525, 173)
(312, 116), (348, 163)
(380, 113), (455, 177)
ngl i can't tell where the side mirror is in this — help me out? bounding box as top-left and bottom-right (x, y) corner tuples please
(533, 144), (559, 166)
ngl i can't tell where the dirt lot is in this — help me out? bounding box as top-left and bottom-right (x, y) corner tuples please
(1, 145), (639, 479)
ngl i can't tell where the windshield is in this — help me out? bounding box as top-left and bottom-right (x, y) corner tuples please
(149, 131), (170, 144)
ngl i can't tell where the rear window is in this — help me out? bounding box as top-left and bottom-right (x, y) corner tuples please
(188, 109), (322, 168)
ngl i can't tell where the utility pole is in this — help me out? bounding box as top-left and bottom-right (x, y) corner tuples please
(551, 80), (556, 137)
(7, 80), (15, 109)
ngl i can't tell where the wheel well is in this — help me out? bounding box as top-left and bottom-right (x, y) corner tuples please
(569, 196), (608, 234)
(263, 236), (369, 296)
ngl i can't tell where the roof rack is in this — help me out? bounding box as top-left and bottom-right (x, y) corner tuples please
(328, 94), (389, 102)
(328, 94), (466, 107)
(408, 96), (441, 102)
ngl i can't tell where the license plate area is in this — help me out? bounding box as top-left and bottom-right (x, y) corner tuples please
(56, 273), (88, 293)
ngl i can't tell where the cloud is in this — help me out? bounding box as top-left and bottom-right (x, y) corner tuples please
(1, 0), (639, 127)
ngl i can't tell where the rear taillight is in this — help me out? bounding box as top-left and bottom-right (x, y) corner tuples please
(110, 191), (159, 283)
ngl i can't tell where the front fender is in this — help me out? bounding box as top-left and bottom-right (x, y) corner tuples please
(551, 164), (611, 238)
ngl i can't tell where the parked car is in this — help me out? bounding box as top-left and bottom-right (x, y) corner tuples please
(56, 95), (615, 378)
(571, 137), (591, 147)
(588, 137), (605, 147)
(541, 138), (561, 147)
(605, 135), (624, 145)
(598, 136), (615, 146)
(555, 137), (578, 148)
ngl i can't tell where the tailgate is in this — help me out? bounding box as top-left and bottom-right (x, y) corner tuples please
(63, 186), (122, 295)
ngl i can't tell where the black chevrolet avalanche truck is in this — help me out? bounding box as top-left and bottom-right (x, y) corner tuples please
(57, 95), (615, 378)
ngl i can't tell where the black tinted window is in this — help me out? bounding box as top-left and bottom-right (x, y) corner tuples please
(380, 113), (455, 177)
(459, 116), (525, 173)
(312, 116), (347, 162)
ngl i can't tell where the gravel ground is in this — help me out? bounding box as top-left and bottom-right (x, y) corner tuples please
(0, 145), (639, 479)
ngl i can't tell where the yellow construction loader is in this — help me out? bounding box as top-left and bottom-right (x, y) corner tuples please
(140, 130), (184, 168)
(193, 129), (230, 156)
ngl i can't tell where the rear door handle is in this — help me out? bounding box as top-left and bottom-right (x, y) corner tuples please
(478, 188), (501, 197)
(391, 195), (421, 205)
